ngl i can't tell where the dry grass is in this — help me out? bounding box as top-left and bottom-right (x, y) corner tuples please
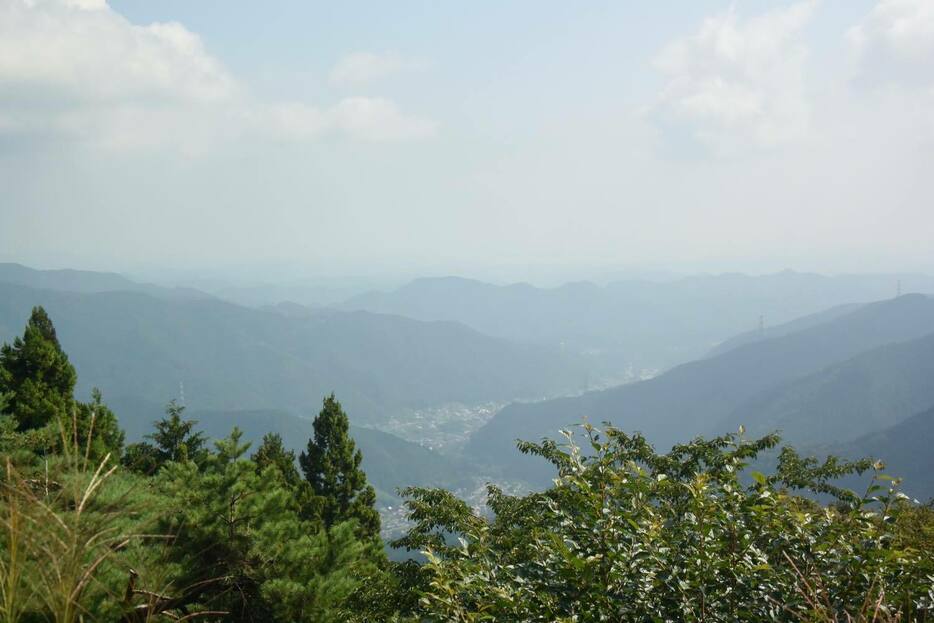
(0, 412), (133, 622)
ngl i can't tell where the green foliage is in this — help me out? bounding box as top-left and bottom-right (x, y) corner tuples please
(157, 427), (386, 621)
(397, 425), (934, 622)
(251, 431), (320, 523)
(147, 399), (208, 465)
(123, 400), (207, 474)
(120, 441), (160, 475)
(252, 432), (301, 487)
(300, 394), (380, 538)
(0, 417), (393, 622)
(72, 388), (124, 460)
(0, 310), (124, 462)
(0, 436), (167, 623)
(0, 414), (57, 460)
(0, 309), (398, 621)
(0, 306), (77, 431)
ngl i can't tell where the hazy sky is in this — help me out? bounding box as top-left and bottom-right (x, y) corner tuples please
(1, 0), (932, 280)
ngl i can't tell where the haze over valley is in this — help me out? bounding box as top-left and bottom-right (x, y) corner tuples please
(3, 262), (934, 512)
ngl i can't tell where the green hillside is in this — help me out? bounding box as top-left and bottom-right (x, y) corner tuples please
(723, 333), (934, 443)
(467, 294), (934, 484)
(828, 405), (934, 502)
(0, 282), (587, 426)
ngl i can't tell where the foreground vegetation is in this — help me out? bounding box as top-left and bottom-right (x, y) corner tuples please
(0, 307), (932, 621)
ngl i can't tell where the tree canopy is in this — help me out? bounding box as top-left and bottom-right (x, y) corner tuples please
(123, 400), (207, 473)
(300, 394), (380, 539)
(395, 425), (934, 621)
(0, 306), (77, 431)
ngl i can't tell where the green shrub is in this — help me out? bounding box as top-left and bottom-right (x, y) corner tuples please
(395, 425), (934, 622)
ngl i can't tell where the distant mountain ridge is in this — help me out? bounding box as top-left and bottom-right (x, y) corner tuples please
(0, 281), (587, 427)
(342, 271), (934, 371)
(466, 294), (934, 484)
(0, 262), (137, 291)
(5, 262), (934, 500)
(0, 262), (210, 300)
(707, 302), (864, 358)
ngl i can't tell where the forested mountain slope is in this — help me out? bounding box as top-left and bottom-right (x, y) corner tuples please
(722, 333), (934, 443)
(467, 294), (934, 484)
(707, 302), (863, 357)
(0, 282), (587, 426)
(828, 405), (934, 502)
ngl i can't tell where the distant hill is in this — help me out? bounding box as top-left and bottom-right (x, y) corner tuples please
(826, 406), (934, 503)
(212, 278), (386, 309)
(0, 282), (588, 427)
(466, 294), (934, 484)
(706, 302), (863, 357)
(342, 271), (934, 371)
(722, 332), (934, 444)
(0, 262), (208, 300)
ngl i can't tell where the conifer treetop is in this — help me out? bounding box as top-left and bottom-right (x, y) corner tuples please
(300, 393), (380, 537)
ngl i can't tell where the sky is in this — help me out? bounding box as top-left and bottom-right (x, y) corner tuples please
(1, 0), (932, 283)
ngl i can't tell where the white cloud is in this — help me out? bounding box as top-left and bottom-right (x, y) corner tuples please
(265, 103), (330, 141)
(845, 0), (934, 141)
(0, 0), (237, 103)
(0, 0), (437, 151)
(329, 51), (429, 86)
(652, 1), (816, 154)
(61, 0), (108, 10)
(264, 98), (437, 142)
(330, 97), (438, 141)
(848, 0), (934, 85)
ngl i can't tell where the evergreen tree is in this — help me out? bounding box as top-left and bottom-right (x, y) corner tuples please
(124, 400), (208, 473)
(300, 394), (380, 538)
(121, 440), (161, 474)
(147, 399), (207, 465)
(73, 388), (125, 459)
(159, 427), (380, 622)
(0, 306), (77, 430)
(253, 432), (301, 487)
(254, 432), (322, 523)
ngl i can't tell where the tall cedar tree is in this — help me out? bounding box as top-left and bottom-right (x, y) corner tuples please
(300, 394), (380, 537)
(0, 306), (77, 430)
(253, 432), (301, 487)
